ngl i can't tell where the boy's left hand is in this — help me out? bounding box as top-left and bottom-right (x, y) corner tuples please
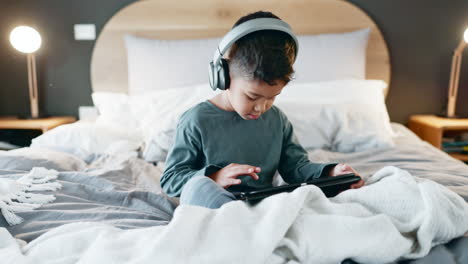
(329, 163), (365, 189)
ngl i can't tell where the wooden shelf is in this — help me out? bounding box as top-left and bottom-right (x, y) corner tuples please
(409, 115), (468, 130)
(0, 116), (76, 133)
(449, 153), (468, 162)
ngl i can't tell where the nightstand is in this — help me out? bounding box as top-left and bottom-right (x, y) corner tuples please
(0, 116), (76, 148)
(408, 115), (468, 162)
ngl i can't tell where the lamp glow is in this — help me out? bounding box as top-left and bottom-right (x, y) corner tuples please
(464, 28), (468, 43)
(9, 26), (42, 54)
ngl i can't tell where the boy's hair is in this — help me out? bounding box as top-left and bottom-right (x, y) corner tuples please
(227, 11), (297, 86)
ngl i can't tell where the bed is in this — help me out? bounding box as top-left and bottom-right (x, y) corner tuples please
(1, 0), (467, 263)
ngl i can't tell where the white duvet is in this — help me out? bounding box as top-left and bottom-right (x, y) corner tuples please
(1, 166), (467, 264)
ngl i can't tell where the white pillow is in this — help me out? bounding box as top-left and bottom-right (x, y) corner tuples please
(123, 28), (369, 94)
(277, 102), (394, 152)
(275, 79), (395, 152)
(92, 92), (138, 128)
(124, 35), (221, 95)
(276, 79), (388, 104)
(91, 84), (220, 162)
(294, 28), (370, 82)
(133, 84), (221, 162)
(30, 122), (142, 161)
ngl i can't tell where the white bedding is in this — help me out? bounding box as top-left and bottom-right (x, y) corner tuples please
(1, 166), (467, 263)
(0, 121), (467, 263)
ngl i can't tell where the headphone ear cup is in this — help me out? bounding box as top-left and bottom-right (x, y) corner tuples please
(208, 61), (217, 91)
(219, 58), (230, 90)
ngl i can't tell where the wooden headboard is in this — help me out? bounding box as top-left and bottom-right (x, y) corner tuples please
(91, 0), (391, 95)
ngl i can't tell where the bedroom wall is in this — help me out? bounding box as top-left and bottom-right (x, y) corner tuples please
(0, 0), (467, 124)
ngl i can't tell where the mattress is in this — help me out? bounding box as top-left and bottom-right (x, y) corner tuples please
(0, 122), (467, 263)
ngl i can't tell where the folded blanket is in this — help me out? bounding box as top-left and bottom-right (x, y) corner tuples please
(0, 167), (61, 225)
(0, 166), (467, 263)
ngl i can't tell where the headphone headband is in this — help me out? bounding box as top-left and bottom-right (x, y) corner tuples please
(212, 18), (299, 65)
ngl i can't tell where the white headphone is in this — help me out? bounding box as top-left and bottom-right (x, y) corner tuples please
(208, 17), (299, 91)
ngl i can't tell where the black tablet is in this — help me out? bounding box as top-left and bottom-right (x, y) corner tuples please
(233, 173), (361, 202)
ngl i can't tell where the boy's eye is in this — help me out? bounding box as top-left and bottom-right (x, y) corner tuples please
(247, 95), (257, 101)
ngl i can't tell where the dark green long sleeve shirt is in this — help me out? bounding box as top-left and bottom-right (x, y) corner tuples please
(161, 101), (337, 197)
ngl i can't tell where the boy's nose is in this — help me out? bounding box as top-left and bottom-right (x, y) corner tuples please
(255, 102), (267, 113)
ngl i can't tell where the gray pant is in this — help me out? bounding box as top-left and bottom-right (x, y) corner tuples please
(180, 176), (237, 209)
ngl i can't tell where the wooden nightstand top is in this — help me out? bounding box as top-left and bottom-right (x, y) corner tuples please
(409, 115), (468, 130)
(0, 116), (76, 133)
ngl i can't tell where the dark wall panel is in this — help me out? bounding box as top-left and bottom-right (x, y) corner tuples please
(0, 0), (136, 117)
(349, 0), (468, 122)
(1, 0), (468, 123)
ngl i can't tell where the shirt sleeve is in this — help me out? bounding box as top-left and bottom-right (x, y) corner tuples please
(160, 115), (221, 197)
(277, 109), (337, 183)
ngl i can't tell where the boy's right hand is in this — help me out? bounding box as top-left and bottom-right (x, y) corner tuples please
(208, 163), (261, 188)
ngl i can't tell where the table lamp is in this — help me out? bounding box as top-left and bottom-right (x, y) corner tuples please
(9, 26), (42, 119)
(446, 27), (468, 118)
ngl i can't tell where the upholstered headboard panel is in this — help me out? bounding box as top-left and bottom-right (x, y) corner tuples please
(90, 0), (391, 95)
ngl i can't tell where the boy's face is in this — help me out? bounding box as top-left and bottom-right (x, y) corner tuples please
(226, 77), (285, 120)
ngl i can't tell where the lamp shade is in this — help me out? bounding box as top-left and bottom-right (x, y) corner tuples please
(464, 28), (468, 43)
(9, 26), (42, 53)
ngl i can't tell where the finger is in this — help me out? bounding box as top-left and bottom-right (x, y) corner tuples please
(247, 168), (260, 180)
(250, 173), (260, 180)
(227, 179), (241, 186)
(233, 166), (261, 180)
(350, 179), (365, 189)
(245, 169), (260, 180)
(228, 173), (259, 181)
(342, 164), (359, 175)
(338, 163), (348, 171)
(340, 164), (353, 173)
(243, 166), (261, 173)
(350, 180), (362, 189)
(332, 164), (349, 175)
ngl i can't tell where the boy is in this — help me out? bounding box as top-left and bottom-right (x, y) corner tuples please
(161, 11), (364, 209)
